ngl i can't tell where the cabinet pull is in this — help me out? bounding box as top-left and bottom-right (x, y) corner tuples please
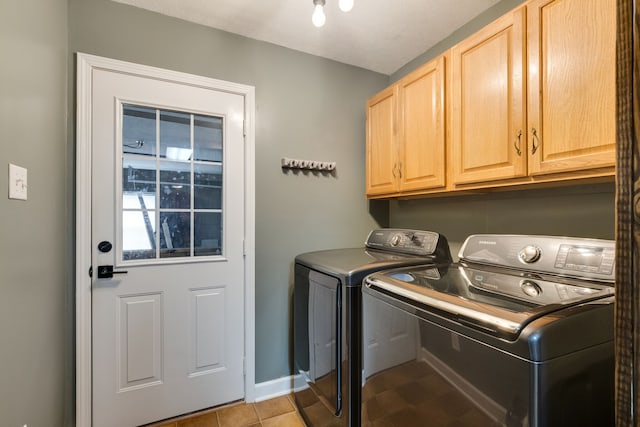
(398, 162), (402, 179)
(513, 130), (522, 156)
(531, 127), (540, 155)
(392, 164), (398, 178)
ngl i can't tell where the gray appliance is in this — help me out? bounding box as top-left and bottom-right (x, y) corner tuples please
(362, 234), (615, 427)
(293, 229), (451, 427)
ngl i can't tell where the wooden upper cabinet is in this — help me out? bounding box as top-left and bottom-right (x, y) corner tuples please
(366, 0), (615, 199)
(527, 0), (616, 175)
(398, 56), (447, 192)
(451, 7), (527, 185)
(366, 85), (398, 196)
(366, 55), (446, 197)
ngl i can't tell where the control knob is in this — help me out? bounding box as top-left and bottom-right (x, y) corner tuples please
(390, 234), (402, 247)
(518, 245), (541, 263)
(520, 280), (542, 297)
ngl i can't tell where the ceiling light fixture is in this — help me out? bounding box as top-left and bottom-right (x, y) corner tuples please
(312, 0), (354, 27)
(338, 0), (354, 12)
(312, 0), (326, 27)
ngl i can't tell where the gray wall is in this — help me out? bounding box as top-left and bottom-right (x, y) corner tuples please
(390, 0), (526, 82)
(0, 0), (70, 426)
(390, 184), (615, 258)
(68, 0), (388, 385)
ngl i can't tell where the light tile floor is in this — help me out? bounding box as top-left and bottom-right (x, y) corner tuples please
(146, 394), (306, 427)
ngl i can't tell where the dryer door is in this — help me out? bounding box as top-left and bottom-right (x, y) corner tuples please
(293, 264), (342, 416)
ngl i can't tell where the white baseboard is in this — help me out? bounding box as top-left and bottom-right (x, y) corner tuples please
(253, 374), (305, 402)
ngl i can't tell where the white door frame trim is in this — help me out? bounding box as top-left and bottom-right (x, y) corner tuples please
(75, 52), (256, 426)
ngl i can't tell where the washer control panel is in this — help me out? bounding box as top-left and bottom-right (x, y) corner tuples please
(366, 229), (448, 257)
(459, 234), (615, 282)
(554, 244), (615, 275)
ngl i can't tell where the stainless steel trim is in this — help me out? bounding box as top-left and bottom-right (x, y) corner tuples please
(365, 276), (522, 336)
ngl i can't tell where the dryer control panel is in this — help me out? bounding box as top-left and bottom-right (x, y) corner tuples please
(366, 229), (450, 259)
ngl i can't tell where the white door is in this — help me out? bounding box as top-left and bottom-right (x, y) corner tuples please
(90, 64), (246, 427)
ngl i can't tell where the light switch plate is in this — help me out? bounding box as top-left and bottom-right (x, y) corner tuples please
(8, 163), (27, 200)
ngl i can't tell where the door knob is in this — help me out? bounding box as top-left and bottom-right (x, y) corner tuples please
(97, 265), (128, 279)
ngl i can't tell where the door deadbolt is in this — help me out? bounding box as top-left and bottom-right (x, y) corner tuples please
(97, 240), (113, 253)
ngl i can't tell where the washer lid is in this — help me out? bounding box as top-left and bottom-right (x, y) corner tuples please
(295, 229), (452, 286)
(296, 247), (444, 286)
(364, 263), (614, 340)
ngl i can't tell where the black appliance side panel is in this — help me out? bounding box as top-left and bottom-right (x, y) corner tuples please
(532, 342), (614, 427)
(346, 286), (361, 427)
(293, 264), (310, 374)
(294, 263), (349, 426)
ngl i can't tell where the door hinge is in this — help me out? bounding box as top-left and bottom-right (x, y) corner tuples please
(243, 358), (246, 376)
(243, 239), (246, 257)
(243, 119), (247, 137)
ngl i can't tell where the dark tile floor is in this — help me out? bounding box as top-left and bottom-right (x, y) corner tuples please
(361, 361), (499, 427)
(294, 359), (500, 427)
(146, 394), (306, 427)
(145, 360), (497, 426)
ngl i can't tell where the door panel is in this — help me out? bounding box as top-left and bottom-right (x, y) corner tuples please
(399, 56), (446, 192)
(366, 86), (398, 196)
(451, 7), (527, 184)
(91, 68), (245, 427)
(189, 287), (225, 375)
(119, 293), (163, 390)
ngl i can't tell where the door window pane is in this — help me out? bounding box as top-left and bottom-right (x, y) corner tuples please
(194, 212), (222, 256)
(123, 105), (156, 156)
(121, 104), (224, 262)
(122, 158), (156, 203)
(122, 211), (156, 260)
(194, 114), (223, 162)
(160, 161), (191, 209)
(160, 110), (191, 159)
(159, 212), (191, 258)
(194, 163), (222, 209)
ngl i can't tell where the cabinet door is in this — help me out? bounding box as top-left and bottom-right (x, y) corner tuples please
(366, 85), (398, 196)
(527, 0), (615, 175)
(451, 7), (527, 185)
(398, 56), (446, 192)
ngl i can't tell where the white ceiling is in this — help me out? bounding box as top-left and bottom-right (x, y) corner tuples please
(112, 0), (501, 75)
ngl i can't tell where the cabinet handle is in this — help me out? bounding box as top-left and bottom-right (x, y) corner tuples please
(531, 127), (540, 155)
(392, 163), (398, 178)
(398, 162), (402, 179)
(513, 130), (522, 156)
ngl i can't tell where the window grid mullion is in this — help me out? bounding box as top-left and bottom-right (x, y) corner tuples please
(155, 108), (161, 259)
(190, 113), (195, 257)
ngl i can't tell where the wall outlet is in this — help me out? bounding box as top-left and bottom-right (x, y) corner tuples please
(8, 163), (27, 201)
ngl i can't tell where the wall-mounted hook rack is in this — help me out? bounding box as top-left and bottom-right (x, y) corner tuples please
(281, 157), (336, 172)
